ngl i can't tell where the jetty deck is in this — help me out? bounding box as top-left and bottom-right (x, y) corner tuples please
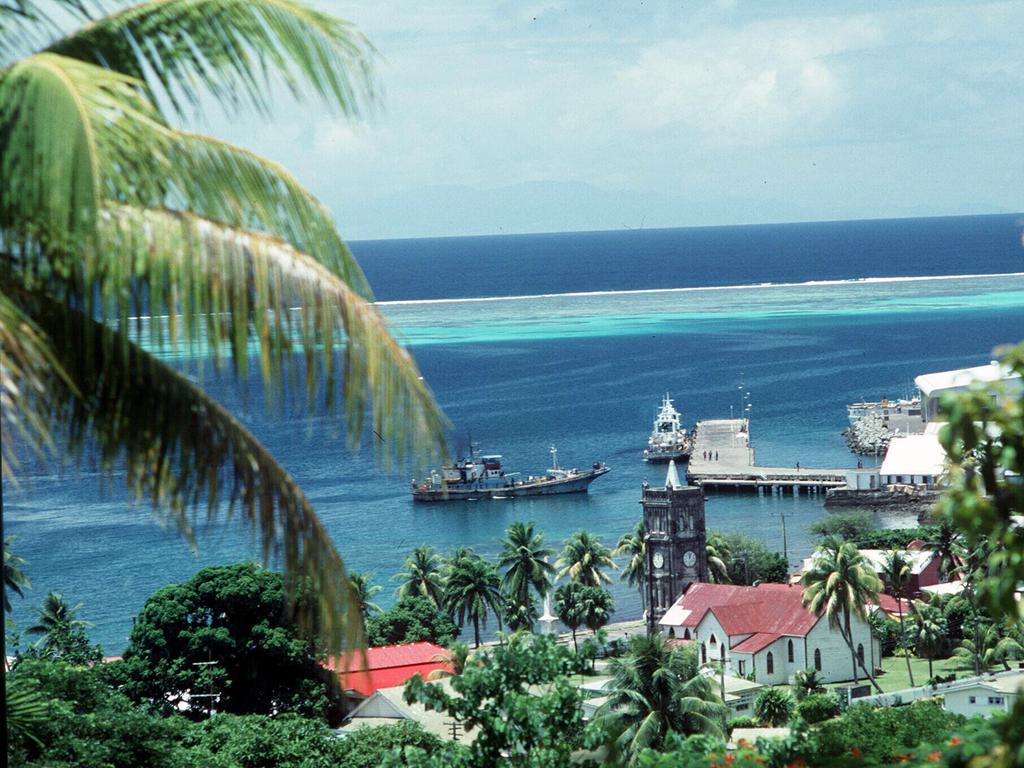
(686, 419), (847, 494)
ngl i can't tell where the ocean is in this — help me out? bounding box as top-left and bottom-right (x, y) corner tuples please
(7, 213), (1024, 652)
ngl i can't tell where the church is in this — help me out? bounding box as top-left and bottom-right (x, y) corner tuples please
(642, 461), (881, 685)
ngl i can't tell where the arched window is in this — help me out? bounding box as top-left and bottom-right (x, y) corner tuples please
(701, 644), (707, 664)
(814, 648), (822, 671)
(787, 639), (794, 663)
(857, 644), (865, 666)
(683, 628), (690, 640)
(720, 644), (726, 661)
(709, 633), (718, 646)
(766, 652), (774, 674)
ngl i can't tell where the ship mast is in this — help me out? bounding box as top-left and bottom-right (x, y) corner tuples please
(550, 445), (559, 471)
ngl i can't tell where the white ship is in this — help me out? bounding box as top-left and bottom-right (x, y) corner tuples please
(643, 394), (693, 463)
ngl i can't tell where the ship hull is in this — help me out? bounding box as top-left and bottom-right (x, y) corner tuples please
(412, 467), (610, 503)
(644, 449), (691, 463)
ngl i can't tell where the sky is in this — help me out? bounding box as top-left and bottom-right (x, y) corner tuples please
(200, 0), (1024, 240)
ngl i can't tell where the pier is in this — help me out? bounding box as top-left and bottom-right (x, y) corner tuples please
(686, 419), (848, 494)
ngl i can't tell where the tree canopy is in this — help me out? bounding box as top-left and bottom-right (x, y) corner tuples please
(118, 562), (341, 720)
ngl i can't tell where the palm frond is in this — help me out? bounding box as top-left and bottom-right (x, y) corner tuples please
(17, 290), (362, 653)
(0, 52), (167, 250)
(45, 0), (377, 119)
(95, 205), (444, 465)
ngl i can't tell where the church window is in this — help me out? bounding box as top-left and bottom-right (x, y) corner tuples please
(720, 644), (725, 661)
(701, 644), (706, 664)
(766, 652), (774, 674)
(683, 628), (690, 640)
(709, 634), (717, 646)
(787, 640), (794, 663)
(738, 660), (746, 675)
(814, 649), (822, 671)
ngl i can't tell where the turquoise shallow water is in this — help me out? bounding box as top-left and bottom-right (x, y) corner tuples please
(6, 218), (1024, 652)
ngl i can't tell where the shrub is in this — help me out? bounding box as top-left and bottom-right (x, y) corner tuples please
(365, 596), (459, 647)
(727, 715), (760, 730)
(807, 511), (874, 541)
(754, 688), (795, 726)
(814, 699), (966, 763)
(796, 692), (841, 724)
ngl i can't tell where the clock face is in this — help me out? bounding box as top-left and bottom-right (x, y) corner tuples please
(683, 550), (697, 567)
(652, 552), (664, 569)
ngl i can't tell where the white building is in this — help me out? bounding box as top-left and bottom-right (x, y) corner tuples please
(659, 583), (881, 685)
(942, 670), (1024, 717)
(915, 362), (1021, 423)
(878, 433), (947, 488)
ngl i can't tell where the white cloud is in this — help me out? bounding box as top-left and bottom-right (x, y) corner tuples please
(608, 15), (882, 146)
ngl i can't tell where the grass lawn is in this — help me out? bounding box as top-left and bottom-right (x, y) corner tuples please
(825, 655), (968, 694)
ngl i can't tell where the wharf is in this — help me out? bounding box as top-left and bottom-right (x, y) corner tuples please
(686, 419), (847, 494)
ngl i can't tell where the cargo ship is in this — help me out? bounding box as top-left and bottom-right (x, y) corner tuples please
(411, 446), (609, 502)
(643, 394), (693, 462)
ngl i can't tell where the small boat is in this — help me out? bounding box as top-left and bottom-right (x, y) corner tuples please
(643, 394), (693, 463)
(411, 446), (609, 502)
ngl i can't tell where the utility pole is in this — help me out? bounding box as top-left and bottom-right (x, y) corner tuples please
(780, 508), (789, 567)
(191, 650), (220, 718)
(446, 720), (462, 741)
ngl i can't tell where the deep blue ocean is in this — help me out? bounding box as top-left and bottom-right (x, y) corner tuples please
(7, 213), (1024, 652)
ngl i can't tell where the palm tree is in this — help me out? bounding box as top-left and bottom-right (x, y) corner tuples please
(554, 581), (587, 651)
(953, 621), (1024, 675)
(3, 537), (30, 614)
(27, 592), (88, 645)
(597, 633), (726, 765)
(557, 530), (616, 587)
(427, 642), (473, 680)
(801, 537), (884, 693)
(348, 571), (382, 617)
(502, 592), (538, 633)
(705, 534), (732, 584)
(754, 688), (794, 727)
(908, 599), (947, 680)
(442, 556), (502, 648)
(615, 520), (646, 612)
(581, 586), (615, 634)
(791, 668), (826, 701)
(0, 0), (447, 655)
(928, 519), (963, 582)
(880, 549), (915, 687)
(394, 546), (445, 608)
(498, 521), (555, 613)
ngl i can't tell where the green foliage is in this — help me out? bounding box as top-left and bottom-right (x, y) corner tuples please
(795, 692), (841, 724)
(403, 633), (587, 767)
(554, 581), (588, 651)
(498, 520), (555, 614)
(366, 596), (459, 647)
(634, 733), (764, 768)
(807, 511), (875, 542)
(349, 571), (383, 617)
(727, 715), (760, 729)
(791, 668), (826, 701)
(119, 563), (339, 720)
(7, 658), (190, 768)
(615, 520), (646, 605)
(393, 546), (445, 608)
(754, 687), (794, 726)
(334, 721), (451, 768)
(0, 0), (446, 659)
(801, 537), (884, 691)
(4, 536), (31, 613)
(854, 526), (938, 549)
(21, 590), (103, 665)
(441, 551), (503, 648)
(596, 634), (726, 765)
(815, 699), (966, 764)
(713, 532), (788, 585)
(181, 713), (347, 768)
(557, 529), (616, 586)
(869, 611), (902, 656)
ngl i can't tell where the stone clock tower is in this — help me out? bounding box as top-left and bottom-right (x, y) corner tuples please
(643, 461), (708, 632)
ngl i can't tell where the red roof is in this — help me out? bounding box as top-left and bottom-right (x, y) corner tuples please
(326, 641), (452, 695)
(673, 583), (819, 639)
(876, 593), (906, 615)
(731, 632), (781, 654)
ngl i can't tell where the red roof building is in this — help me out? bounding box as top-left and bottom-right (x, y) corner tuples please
(328, 642), (452, 696)
(659, 582), (881, 686)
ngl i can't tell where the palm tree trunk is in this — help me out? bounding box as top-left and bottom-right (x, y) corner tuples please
(571, 626), (578, 652)
(842, 614), (885, 694)
(474, 615), (481, 648)
(928, 657), (933, 680)
(898, 598), (915, 687)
